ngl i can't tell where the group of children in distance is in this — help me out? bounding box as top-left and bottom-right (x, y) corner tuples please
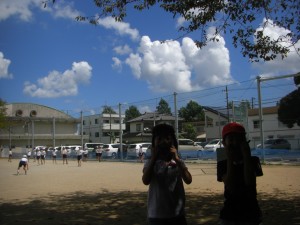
(15, 121), (263, 225)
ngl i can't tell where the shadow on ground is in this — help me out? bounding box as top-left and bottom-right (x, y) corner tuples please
(0, 191), (299, 225)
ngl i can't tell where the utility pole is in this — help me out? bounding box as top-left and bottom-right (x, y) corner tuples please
(174, 92), (178, 140)
(223, 86), (230, 122)
(251, 97), (255, 109)
(119, 103), (123, 161)
(81, 111), (83, 148)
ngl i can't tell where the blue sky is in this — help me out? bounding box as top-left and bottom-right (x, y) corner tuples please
(0, 0), (299, 118)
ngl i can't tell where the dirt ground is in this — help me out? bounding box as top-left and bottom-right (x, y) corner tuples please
(0, 158), (299, 225)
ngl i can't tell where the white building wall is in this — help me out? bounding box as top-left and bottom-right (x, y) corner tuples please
(204, 111), (227, 140)
(247, 112), (300, 149)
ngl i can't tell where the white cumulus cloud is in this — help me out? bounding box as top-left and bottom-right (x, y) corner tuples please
(97, 17), (140, 41)
(0, 0), (80, 22)
(124, 28), (233, 93)
(113, 44), (132, 55)
(253, 19), (300, 76)
(0, 52), (13, 79)
(112, 57), (122, 72)
(23, 61), (92, 98)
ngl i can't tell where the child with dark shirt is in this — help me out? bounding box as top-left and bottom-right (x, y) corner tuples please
(217, 122), (263, 225)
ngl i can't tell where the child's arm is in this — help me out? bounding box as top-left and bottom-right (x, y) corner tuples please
(171, 146), (192, 184)
(142, 146), (158, 185)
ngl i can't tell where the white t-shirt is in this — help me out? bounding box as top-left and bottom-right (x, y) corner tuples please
(20, 157), (28, 163)
(76, 149), (84, 156)
(144, 159), (186, 219)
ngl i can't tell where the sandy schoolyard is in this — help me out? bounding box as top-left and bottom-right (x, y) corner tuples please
(0, 158), (299, 225)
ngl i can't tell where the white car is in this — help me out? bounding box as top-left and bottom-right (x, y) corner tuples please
(204, 139), (223, 151)
(102, 144), (120, 159)
(178, 139), (204, 151)
(127, 143), (151, 158)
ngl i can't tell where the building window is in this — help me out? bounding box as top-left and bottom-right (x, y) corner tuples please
(103, 132), (110, 137)
(206, 116), (213, 127)
(136, 124), (141, 132)
(103, 119), (109, 124)
(95, 119), (98, 124)
(253, 120), (260, 129)
(114, 119), (120, 124)
(95, 132), (99, 137)
(83, 132), (86, 135)
(83, 120), (85, 125)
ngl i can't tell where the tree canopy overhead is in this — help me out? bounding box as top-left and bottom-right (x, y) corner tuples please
(72, 0), (299, 62)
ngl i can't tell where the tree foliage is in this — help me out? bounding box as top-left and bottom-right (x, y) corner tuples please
(178, 100), (204, 122)
(73, 0), (299, 62)
(102, 105), (117, 114)
(156, 98), (172, 115)
(181, 123), (197, 140)
(278, 82), (300, 128)
(125, 105), (141, 122)
(0, 99), (7, 129)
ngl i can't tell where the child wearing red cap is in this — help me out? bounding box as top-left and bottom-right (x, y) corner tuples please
(217, 122), (263, 225)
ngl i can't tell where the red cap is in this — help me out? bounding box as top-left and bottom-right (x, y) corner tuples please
(222, 122), (245, 139)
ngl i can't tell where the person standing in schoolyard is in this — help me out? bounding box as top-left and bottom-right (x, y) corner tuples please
(17, 155), (29, 175)
(41, 148), (46, 165)
(8, 148), (12, 162)
(27, 149), (32, 162)
(36, 148), (41, 165)
(83, 148), (88, 162)
(142, 124), (192, 225)
(217, 122), (263, 225)
(62, 147), (68, 165)
(138, 144), (144, 163)
(95, 145), (103, 162)
(76, 147), (84, 167)
(52, 148), (58, 164)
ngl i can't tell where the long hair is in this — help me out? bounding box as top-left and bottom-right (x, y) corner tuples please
(151, 123), (178, 149)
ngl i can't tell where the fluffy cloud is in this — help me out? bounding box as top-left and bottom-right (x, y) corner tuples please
(113, 44), (132, 55)
(125, 28), (233, 93)
(0, 0), (80, 22)
(97, 17), (140, 41)
(0, 52), (13, 79)
(112, 57), (122, 72)
(252, 19), (300, 76)
(23, 61), (92, 98)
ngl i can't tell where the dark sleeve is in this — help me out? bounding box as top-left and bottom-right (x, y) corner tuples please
(252, 156), (263, 177)
(217, 160), (227, 182)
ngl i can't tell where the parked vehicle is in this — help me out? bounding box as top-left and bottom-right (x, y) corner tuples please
(69, 145), (81, 151)
(102, 144), (120, 158)
(144, 143), (202, 160)
(178, 139), (203, 151)
(83, 143), (104, 152)
(127, 143), (151, 158)
(256, 138), (291, 150)
(204, 139), (223, 151)
(195, 141), (209, 148)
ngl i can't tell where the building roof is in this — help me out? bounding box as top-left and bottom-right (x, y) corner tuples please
(127, 112), (182, 123)
(5, 103), (79, 122)
(202, 106), (230, 119)
(248, 106), (278, 116)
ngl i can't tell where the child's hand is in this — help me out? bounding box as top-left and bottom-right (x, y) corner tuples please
(240, 140), (251, 158)
(170, 146), (180, 161)
(151, 146), (159, 161)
